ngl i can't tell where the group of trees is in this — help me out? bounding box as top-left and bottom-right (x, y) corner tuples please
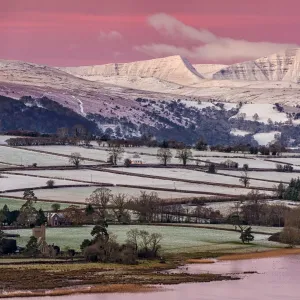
(129, 191), (223, 224)
(156, 147), (194, 166)
(279, 207), (300, 246)
(229, 191), (290, 227)
(276, 178), (300, 201)
(276, 164), (294, 172)
(80, 212), (162, 263)
(0, 191), (62, 227)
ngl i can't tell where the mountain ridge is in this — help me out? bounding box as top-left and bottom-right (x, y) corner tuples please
(60, 55), (204, 86)
(213, 48), (300, 83)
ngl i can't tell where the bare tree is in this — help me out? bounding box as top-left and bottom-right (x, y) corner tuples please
(86, 188), (113, 221)
(239, 170), (250, 187)
(253, 113), (259, 121)
(57, 127), (69, 138)
(157, 148), (172, 166)
(111, 193), (129, 223)
(69, 152), (84, 168)
(108, 145), (124, 165)
(177, 148), (193, 166)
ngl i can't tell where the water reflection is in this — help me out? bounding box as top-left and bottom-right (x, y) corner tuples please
(11, 255), (300, 300)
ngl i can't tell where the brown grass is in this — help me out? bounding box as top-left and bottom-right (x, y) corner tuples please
(218, 248), (300, 261)
(0, 284), (156, 298)
(185, 259), (216, 264)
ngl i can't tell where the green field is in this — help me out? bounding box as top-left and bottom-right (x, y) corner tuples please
(0, 197), (74, 211)
(5, 225), (283, 253)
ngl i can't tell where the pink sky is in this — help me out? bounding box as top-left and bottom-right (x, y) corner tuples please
(1, 0), (300, 66)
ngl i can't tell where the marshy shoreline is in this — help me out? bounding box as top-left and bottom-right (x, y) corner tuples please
(1, 248), (299, 299)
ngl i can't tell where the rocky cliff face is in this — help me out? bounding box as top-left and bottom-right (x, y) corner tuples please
(213, 48), (300, 83)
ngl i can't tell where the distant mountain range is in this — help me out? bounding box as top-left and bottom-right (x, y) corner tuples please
(1, 49), (300, 145)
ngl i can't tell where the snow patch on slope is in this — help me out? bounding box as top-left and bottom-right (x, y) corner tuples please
(230, 129), (251, 136)
(231, 104), (289, 124)
(253, 132), (281, 145)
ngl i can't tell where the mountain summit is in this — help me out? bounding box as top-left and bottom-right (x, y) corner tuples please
(61, 55), (204, 86)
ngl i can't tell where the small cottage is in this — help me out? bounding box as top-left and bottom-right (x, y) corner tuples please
(129, 154), (144, 165)
(47, 213), (65, 227)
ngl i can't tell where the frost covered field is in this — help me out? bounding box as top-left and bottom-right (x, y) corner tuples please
(265, 157), (300, 166)
(22, 145), (109, 162)
(0, 174), (83, 192)
(3, 186), (206, 203)
(113, 168), (276, 189)
(199, 156), (286, 169)
(5, 225), (279, 252)
(0, 197), (73, 211)
(9, 169), (270, 196)
(0, 146), (72, 166)
(220, 170), (299, 183)
(22, 145), (171, 164)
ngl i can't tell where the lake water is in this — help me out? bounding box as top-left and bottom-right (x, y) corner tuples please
(11, 255), (300, 300)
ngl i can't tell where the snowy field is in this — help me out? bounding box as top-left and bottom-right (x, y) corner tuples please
(265, 157), (300, 166)
(0, 146), (72, 166)
(197, 157), (282, 169)
(8, 169), (264, 196)
(219, 170), (300, 183)
(3, 186), (206, 203)
(22, 145), (172, 165)
(5, 224), (277, 252)
(22, 145), (109, 162)
(0, 174), (83, 192)
(113, 168), (276, 189)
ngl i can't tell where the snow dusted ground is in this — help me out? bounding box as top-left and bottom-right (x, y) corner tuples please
(0, 174), (82, 192)
(8, 169), (266, 196)
(219, 170), (300, 183)
(0, 146), (73, 166)
(22, 145), (109, 162)
(113, 168), (275, 189)
(253, 132), (281, 145)
(199, 156), (282, 169)
(266, 157), (300, 165)
(3, 186), (206, 203)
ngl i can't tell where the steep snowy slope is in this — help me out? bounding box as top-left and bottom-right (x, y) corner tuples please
(193, 64), (227, 79)
(61, 55), (204, 86)
(213, 48), (300, 83)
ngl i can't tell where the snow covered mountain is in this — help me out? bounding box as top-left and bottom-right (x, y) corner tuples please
(1, 51), (300, 145)
(213, 48), (300, 83)
(61, 55), (204, 86)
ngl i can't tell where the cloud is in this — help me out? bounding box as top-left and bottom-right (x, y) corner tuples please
(136, 13), (298, 61)
(148, 13), (217, 43)
(98, 30), (122, 41)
